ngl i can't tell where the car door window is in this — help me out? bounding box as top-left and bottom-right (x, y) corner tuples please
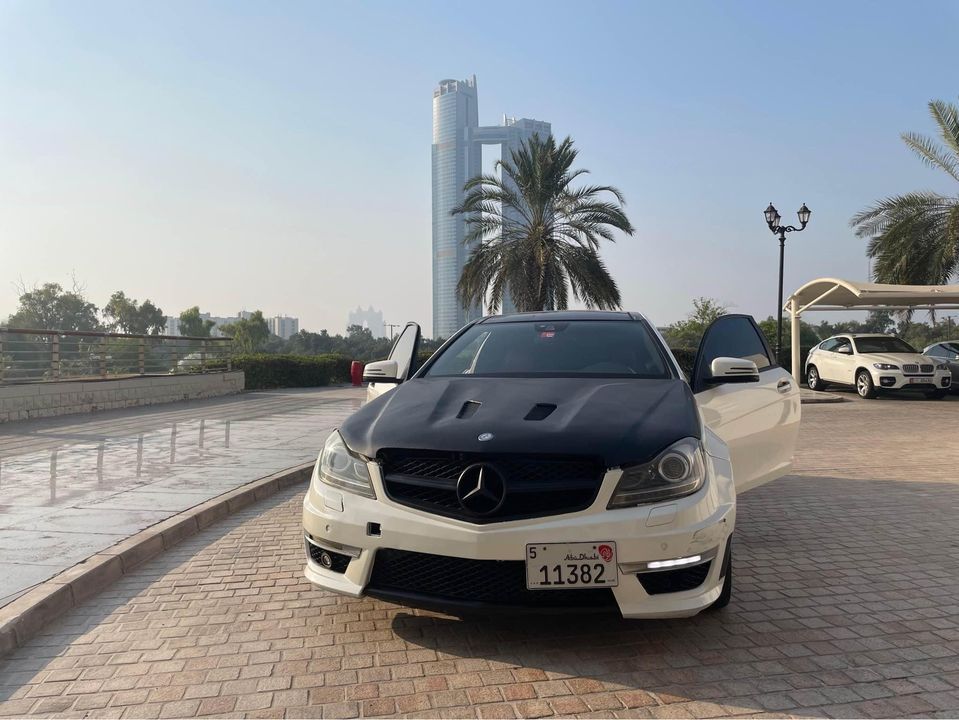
(691, 314), (774, 392)
(819, 338), (839, 352)
(833, 338), (852, 354)
(387, 323), (421, 381)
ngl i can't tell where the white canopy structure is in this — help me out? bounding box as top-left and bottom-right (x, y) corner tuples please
(783, 278), (959, 379)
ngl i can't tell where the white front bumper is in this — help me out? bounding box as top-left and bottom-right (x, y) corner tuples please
(870, 368), (951, 390)
(302, 456), (735, 619)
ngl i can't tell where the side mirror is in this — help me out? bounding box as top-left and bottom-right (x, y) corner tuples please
(362, 359), (400, 384)
(837, 346), (852, 355)
(706, 357), (760, 384)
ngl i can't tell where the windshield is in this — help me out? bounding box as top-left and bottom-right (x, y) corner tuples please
(854, 337), (917, 354)
(424, 320), (672, 379)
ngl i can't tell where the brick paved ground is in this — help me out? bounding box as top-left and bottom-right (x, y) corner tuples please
(2, 395), (959, 718)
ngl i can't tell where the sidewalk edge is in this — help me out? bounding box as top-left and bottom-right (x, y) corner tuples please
(0, 462), (313, 656)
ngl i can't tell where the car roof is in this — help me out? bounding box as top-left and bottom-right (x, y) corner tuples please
(831, 333), (895, 339)
(479, 310), (637, 324)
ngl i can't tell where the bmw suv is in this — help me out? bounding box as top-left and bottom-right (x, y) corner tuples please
(806, 334), (951, 399)
(302, 311), (800, 618)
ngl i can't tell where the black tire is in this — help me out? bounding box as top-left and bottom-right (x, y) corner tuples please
(710, 537), (733, 610)
(806, 365), (827, 391)
(925, 390), (947, 400)
(856, 369), (878, 399)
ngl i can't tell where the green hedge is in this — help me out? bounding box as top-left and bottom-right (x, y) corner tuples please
(670, 348), (696, 376)
(233, 353), (352, 390)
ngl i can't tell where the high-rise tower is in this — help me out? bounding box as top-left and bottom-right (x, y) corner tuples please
(431, 76), (550, 338)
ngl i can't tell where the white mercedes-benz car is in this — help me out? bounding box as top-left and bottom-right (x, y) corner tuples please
(303, 311), (800, 618)
(805, 333), (951, 399)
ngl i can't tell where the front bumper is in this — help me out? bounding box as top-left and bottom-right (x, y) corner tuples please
(302, 455), (735, 619)
(873, 369), (951, 390)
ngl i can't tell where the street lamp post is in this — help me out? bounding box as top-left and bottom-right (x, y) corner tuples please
(764, 202), (812, 363)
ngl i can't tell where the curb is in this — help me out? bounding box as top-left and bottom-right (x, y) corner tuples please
(0, 461), (314, 656)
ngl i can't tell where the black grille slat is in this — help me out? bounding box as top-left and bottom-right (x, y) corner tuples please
(379, 450), (604, 523)
(921, 363), (934, 373)
(368, 548), (616, 609)
(637, 562), (711, 595)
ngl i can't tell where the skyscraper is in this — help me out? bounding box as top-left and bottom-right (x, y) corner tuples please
(431, 76), (551, 339)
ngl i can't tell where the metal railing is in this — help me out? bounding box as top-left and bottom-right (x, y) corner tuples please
(0, 328), (234, 384)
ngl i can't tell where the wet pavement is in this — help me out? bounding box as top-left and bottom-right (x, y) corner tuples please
(0, 386), (364, 606)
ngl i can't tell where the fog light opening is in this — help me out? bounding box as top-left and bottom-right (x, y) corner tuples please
(319, 551), (333, 569)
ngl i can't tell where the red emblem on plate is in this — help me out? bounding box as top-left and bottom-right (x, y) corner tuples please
(597, 544), (613, 562)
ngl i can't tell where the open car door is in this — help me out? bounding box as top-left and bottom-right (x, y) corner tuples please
(363, 322), (421, 402)
(691, 314), (800, 493)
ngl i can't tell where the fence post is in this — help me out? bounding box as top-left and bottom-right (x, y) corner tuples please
(99, 336), (107, 378)
(0, 331), (4, 384)
(226, 340), (232, 372)
(138, 337), (146, 375)
(51, 335), (61, 380)
(171, 341), (178, 374)
(200, 340), (207, 373)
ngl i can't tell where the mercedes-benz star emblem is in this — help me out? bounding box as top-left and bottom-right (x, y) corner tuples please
(455, 463), (506, 516)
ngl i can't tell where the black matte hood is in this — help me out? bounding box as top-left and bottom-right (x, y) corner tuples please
(339, 376), (701, 468)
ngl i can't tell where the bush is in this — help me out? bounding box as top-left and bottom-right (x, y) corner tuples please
(670, 348), (696, 377)
(233, 353), (352, 390)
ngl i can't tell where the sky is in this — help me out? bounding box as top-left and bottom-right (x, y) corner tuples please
(2, 0), (958, 338)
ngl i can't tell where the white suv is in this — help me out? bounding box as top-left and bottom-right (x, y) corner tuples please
(303, 311), (800, 619)
(806, 333), (951, 399)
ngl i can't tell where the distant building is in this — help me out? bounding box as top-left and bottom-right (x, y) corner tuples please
(269, 315), (299, 340)
(164, 310), (294, 338)
(348, 306), (385, 338)
(432, 75), (550, 338)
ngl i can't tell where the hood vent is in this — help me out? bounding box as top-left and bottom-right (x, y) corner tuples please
(524, 403), (557, 421)
(456, 400), (482, 419)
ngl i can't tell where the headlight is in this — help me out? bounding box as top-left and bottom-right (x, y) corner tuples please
(607, 437), (706, 509)
(315, 431), (375, 499)
(873, 363), (899, 370)
(937, 363), (950, 371)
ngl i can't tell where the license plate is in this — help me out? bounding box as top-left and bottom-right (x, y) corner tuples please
(525, 542), (618, 589)
(909, 377), (929, 384)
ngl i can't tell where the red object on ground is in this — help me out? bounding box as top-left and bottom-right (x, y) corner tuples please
(350, 361), (364, 386)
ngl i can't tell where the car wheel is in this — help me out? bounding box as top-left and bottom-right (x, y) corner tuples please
(856, 370), (878, 399)
(806, 365), (827, 391)
(925, 390), (947, 400)
(709, 537), (732, 610)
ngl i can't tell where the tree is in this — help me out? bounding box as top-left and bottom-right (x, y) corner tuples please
(453, 134), (634, 313)
(661, 297), (728, 348)
(103, 291), (165, 334)
(178, 307), (215, 337)
(220, 310), (270, 353)
(757, 316), (820, 351)
(852, 98), (959, 284)
(7, 282), (100, 331)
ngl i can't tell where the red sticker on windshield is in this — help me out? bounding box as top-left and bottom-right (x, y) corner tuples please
(539, 331), (555, 338)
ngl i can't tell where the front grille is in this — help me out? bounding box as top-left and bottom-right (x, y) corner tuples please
(379, 450), (605, 523)
(368, 548), (617, 609)
(922, 363), (934, 373)
(637, 561), (712, 595)
(903, 363), (934, 375)
(306, 540), (351, 574)
(903, 364), (918, 374)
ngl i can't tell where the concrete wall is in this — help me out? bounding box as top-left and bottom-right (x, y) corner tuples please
(0, 372), (245, 423)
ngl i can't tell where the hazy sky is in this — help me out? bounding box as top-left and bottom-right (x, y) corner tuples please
(3, 0), (958, 337)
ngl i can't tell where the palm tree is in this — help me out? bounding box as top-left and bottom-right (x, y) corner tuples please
(452, 134), (634, 313)
(852, 99), (959, 285)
